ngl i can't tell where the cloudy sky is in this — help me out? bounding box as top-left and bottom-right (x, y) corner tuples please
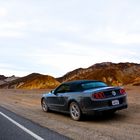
(0, 0), (140, 77)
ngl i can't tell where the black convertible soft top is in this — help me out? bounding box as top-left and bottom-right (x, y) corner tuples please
(61, 80), (103, 92)
(63, 80), (101, 86)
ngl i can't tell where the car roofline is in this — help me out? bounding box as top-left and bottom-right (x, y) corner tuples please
(62, 80), (102, 86)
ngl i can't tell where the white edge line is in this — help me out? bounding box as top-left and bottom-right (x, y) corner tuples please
(0, 111), (44, 140)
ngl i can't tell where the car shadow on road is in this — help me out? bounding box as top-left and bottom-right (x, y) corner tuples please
(82, 112), (128, 122)
(39, 108), (128, 122)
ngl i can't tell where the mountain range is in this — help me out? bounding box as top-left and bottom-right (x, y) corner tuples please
(0, 62), (140, 89)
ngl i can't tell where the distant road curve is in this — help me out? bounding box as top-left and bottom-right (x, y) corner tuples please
(0, 106), (70, 140)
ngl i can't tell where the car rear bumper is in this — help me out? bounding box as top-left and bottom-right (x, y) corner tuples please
(81, 95), (128, 115)
(82, 103), (128, 115)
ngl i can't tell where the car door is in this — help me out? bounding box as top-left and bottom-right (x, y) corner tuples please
(47, 84), (69, 111)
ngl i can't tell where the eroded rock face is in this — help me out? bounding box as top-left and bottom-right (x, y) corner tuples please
(0, 75), (7, 80)
(0, 73), (60, 89)
(57, 62), (140, 86)
(17, 74), (60, 89)
(0, 62), (140, 89)
(0, 75), (19, 88)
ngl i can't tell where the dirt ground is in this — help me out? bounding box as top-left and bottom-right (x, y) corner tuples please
(0, 86), (140, 140)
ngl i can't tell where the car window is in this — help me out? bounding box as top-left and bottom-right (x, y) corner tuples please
(81, 81), (107, 90)
(71, 84), (83, 92)
(55, 84), (71, 93)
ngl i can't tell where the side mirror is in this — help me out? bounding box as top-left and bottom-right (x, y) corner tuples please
(50, 90), (54, 94)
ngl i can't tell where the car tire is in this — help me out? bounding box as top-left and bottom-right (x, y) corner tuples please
(69, 102), (82, 121)
(41, 99), (49, 112)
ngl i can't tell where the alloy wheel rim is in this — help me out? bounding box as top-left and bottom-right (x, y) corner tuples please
(42, 100), (47, 111)
(70, 104), (80, 120)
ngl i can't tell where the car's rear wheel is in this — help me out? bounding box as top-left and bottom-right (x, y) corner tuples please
(69, 102), (81, 121)
(41, 99), (49, 112)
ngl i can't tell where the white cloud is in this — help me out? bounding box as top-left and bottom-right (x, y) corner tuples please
(0, 8), (7, 17)
(84, 27), (140, 45)
(0, 68), (29, 77)
(0, 31), (24, 38)
(0, 21), (28, 30)
(0, 0), (140, 77)
(0, 20), (27, 38)
(0, 63), (28, 76)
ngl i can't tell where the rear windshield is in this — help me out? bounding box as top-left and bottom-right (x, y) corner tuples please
(81, 81), (107, 90)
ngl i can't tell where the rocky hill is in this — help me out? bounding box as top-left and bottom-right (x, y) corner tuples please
(0, 75), (7, 80)
(0, 75), (7, 85)
(57, 62), (140, 86)
(0, 75), (18, 85)
(0, 73), (60, 89)
(0, 62), (140, 89)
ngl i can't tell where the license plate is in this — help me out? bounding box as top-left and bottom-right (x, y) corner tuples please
(112, 100), (119, 105)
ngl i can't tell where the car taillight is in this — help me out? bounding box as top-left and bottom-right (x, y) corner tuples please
(120, 89), (126, 95)
(92, 92), (105, 99)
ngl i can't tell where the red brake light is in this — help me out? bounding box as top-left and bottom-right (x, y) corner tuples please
(92, 92), (105, 99)
(120, 89), (126, 94)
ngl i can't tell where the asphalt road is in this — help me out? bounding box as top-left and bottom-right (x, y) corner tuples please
(0, 106), (71, 140)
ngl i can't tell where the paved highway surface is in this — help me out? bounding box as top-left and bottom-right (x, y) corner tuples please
(0, 106), (71, 140)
